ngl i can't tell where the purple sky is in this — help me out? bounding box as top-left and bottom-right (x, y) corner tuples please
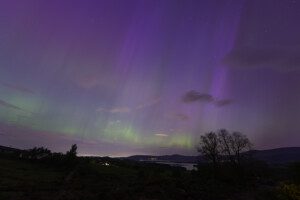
(0, 0), (299, 156)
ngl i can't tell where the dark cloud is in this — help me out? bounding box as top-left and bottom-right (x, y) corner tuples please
(165, 113), (189, 121)
(0, 99), (22, 111)
(182, 90), (214, 103)
(136, 98), (160, 110)
(182, 90), (233, 107)
(174, 113), (189, 121)
(223, 0), (300, 71)
(223, 47), (300, 71)
(214, 99), (233, 107)
(0, 81), (34, 94)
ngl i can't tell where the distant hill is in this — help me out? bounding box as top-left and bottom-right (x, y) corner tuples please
(126, 147), (300, 164)
(1, 145), (299, 164)
(126, 154), (203, 163)
(0, 145), (23, 154)
(249, 147), (300, 164)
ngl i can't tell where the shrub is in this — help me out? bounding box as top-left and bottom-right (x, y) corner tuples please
(277, 183), (300, 200)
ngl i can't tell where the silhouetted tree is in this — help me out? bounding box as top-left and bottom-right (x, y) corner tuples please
(197, 132), (220, 167)
(218, 129), (234, 163)
(66, 144), (77, 158)
(230, 132), (252, 165)
(28, 147), (51, 159)
(199, 130), (252, 165)
(218, 130), (252, 165)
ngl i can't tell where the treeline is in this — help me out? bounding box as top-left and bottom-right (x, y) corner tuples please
(23, 144), (76, 158)
(198, 129), (252, 166)
(196, 129), (300, 200)
(0, 144), (80, 168)
(0, 130), (299, 199)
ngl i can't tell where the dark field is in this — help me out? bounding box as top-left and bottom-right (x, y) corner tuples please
(0, 153), (299, 200)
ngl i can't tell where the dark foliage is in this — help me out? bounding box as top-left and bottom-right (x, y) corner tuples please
(0, 144), (299, 200)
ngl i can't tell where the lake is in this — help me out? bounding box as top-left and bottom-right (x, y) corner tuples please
(151, 161), (197, 170)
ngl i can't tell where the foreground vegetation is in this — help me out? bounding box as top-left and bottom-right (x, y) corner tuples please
(0, 144), (299, 200)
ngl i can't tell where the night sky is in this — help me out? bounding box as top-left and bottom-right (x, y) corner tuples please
(0, 0), (299, 156)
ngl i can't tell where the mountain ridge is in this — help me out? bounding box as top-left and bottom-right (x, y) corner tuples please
(125, 147), (300, 164)
(1, 145), (299, 164)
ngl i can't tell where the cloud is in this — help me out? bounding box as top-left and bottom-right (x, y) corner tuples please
(0, 81), (34, 94)
(0, 99), (23, 111)
(96, 106), (131, 114)
(110, 107), (131, 113)
(96, 107), (106, 112)
(136, 97), (160, 110)
(165, 113), (189, 122)
(214, 99), (233, 107)
(223, 47), (300, 71)
(173, 113), (189, 121)
(182, 90), (214, 103)
(76, 75), (101, 89)
(64, 65), (118, 90)
(97, 97), (160, 114)
(181, 90), (233, 107)
(155, 133), (169, 137)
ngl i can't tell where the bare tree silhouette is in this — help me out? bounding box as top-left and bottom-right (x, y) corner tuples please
(198, 130), (252, 165)
(197, 132), (220, 167)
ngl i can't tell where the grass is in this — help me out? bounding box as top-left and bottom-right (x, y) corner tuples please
(0, 156), (299, 200)
(0, 158), (65, 200)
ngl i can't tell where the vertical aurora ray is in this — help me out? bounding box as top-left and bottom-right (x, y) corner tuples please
(199, 2), (246, 131)
(0, 0), (299, 155)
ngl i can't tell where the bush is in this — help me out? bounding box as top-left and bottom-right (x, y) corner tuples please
(289, 162), (300, 184)
(276, 183), (300, 200)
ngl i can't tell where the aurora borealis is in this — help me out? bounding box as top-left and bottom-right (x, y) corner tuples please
(0, 0), (299, 156)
